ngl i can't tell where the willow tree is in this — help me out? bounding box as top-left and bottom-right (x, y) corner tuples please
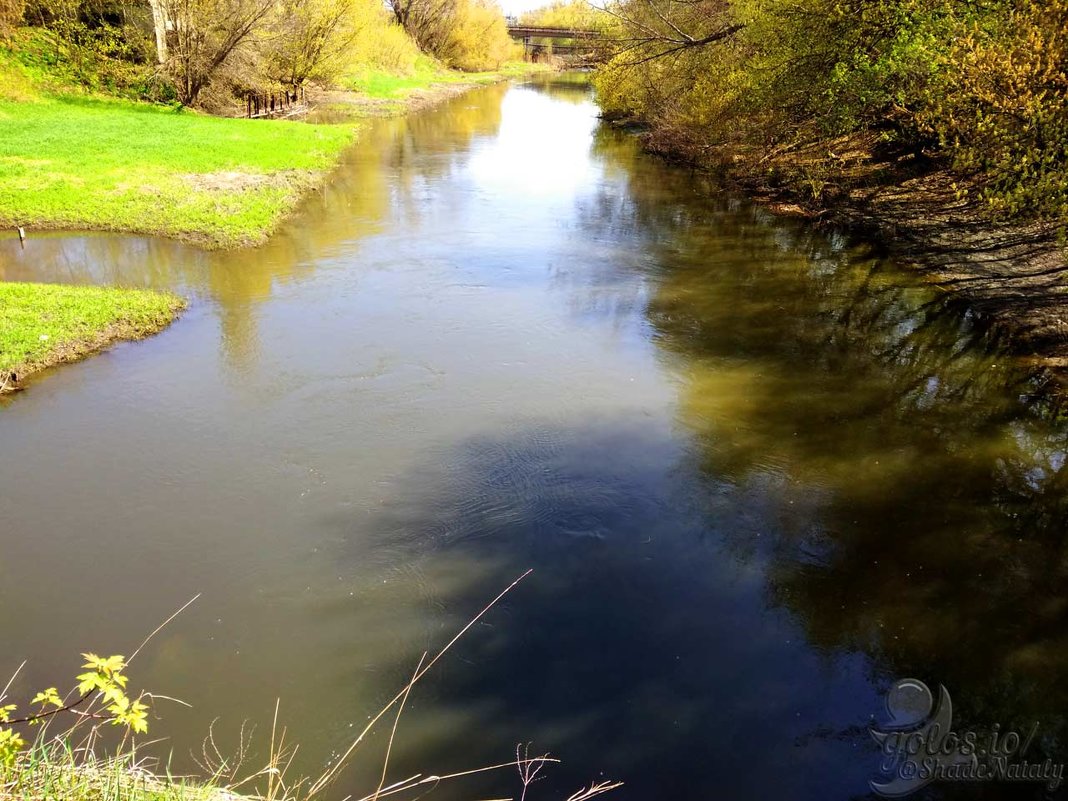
(387, 0), (515, 70)
(436, 0), (514, 70)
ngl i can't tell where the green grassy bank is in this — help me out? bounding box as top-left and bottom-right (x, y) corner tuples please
(0, 95), (356, 249)
(1, 762), (233, 801)
(0, 38), (543, 247)
(0, 282), (185, 388)
(0, 35), (544, 392)
(0, 29), (358, 249)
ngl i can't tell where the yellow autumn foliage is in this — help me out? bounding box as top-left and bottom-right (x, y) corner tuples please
(439, 0), (518, 71)
(519, 0), (608, 30)
(920, 0), (1068, 218)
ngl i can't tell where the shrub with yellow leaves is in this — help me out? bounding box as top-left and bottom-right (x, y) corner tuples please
(0, 652), (151, 771)
(921, 0), (1068, 220)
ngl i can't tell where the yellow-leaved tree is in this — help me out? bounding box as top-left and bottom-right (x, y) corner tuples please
(387, 0), (517, 71)
(440, 0), (517, 71)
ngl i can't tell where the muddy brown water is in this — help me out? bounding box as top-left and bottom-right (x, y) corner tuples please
(2, 75), (1068, 800)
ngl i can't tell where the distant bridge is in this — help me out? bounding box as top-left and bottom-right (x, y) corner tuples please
(506, 24), (607, 62)
(506, 25), (604, 40)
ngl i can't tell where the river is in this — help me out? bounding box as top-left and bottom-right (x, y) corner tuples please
(2, 75), (1067, 800)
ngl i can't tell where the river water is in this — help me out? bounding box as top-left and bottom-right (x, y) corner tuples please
(2, 76), (1068, 800)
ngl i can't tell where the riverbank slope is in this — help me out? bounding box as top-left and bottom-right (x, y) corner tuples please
(0, 95), (358, 249)
(616, 112), (1068, 388)
(592, 0), (1068, 387)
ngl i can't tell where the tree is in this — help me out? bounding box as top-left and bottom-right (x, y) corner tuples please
(519, 0), (608, 30)
(164, 0), (273, 105)
(387, 0), (457, 57)
(388, 0), (515, 70)
(438, 0), (513, 70)
(147, 0), (167, 62)
(264, 0), (359, 88)
(917, 0), (1068, 221)
(592, 0), (741, 65)
(0, 0), (24, 36)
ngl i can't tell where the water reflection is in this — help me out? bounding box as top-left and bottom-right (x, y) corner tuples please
(318, 418), (878, 799)
(579, 124), (1068, 793)
(1, 75), (1067, 801)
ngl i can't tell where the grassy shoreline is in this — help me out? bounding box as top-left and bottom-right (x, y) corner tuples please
(0, 282), (185, 391)
(0, 95), (358, 249)
(1, 762), (240, 801)
(0, 59), (546, 247)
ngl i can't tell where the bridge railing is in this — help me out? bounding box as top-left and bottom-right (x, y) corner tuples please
(505, 25), (604, 40)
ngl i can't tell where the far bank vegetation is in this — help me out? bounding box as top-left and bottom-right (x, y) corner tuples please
(591, 0), (1068, 228)
(0, 0), (520, 111)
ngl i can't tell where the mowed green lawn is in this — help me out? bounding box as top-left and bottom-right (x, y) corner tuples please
(0, 281), (185, 384)
(0, 96), (356, 247)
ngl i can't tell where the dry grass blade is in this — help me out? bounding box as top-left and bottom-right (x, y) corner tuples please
(0, 661), (26, 706)
(371, 652), (426, 801)
(306, 569), (534, 798)
(350, 756), (562, 801)
(129, 594), (202, 665)
(566, 780), (625, 801)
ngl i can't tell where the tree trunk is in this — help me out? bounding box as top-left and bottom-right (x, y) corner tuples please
(148, 0), (167, 64)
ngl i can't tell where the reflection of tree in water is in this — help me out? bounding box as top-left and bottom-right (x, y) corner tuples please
(312, 125), (1068, 799)
(209, 85), (507, 371)
(581, 123), (1068, 773)
(522, 72), (595, 105)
